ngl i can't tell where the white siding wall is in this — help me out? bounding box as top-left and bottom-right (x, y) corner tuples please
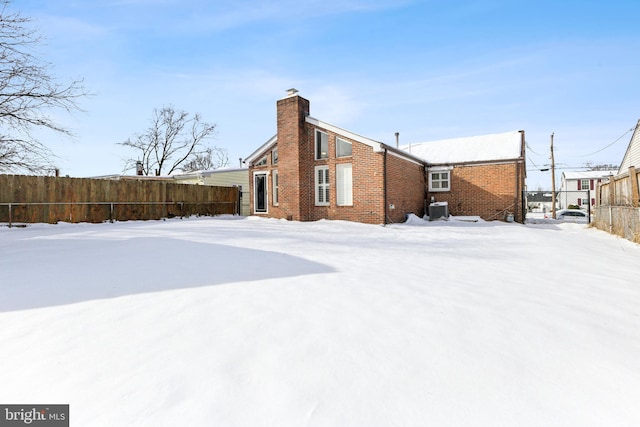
(619, 123), (640, 172)
(202, 170), (250, 216)
(173, 169), (250, 216)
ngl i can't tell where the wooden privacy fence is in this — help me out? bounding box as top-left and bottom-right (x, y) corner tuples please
(0, 175), (239, 226)
(594, 166), (640, 243)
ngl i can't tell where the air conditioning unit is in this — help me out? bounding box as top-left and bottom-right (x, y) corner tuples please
(428, 201), (449, 221)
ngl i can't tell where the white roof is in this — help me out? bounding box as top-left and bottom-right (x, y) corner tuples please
(400, 130), (523, 164)
(562, 170), (617, 180)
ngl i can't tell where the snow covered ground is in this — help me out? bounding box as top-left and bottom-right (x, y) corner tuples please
(1, 216), (639, 426)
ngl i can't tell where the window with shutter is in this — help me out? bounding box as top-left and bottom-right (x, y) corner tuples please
(580, 179), (589, 190)
(315, 165), (329, 206)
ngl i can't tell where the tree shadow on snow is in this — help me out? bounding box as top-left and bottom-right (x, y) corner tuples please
(0, 237), (333, 312)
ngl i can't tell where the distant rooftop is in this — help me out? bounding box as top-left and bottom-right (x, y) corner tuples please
(562, 170), (616, 180)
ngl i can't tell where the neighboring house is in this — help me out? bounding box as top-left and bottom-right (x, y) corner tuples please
(401, 131), (527, 222)
(559, 170), (616, 209)
(245, 90), (526, 224)
(244, 90), (427, 224)
(173, 168), (250, 216)
(526, 192), (557, 213)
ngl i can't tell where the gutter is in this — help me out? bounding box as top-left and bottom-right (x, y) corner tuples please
(426, 157), (525, 168)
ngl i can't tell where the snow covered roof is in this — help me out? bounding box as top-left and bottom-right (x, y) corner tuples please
(173, 167), (248, 179)
(400, 130), (524, 165)
(562, 170), (616, 180)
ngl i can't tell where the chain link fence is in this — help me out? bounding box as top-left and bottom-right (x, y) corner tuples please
(593, 206), (640, 243)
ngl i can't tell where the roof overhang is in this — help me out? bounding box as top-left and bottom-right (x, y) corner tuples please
(244, 135), (277, 166)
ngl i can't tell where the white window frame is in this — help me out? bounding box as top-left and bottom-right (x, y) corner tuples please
(429, 168), (451, 192)
(315, 165), (330, 206)
(336, 137), (352, 158)
(272, 148), (278, 165)
(272, 170), (279, 206)
(336, 163), (353, 206)
(580, 179), (589, 190)
(315, 130), (329, 160)
(253, 171), (268, 214)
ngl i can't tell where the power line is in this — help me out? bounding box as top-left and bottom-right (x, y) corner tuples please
(575, 127), (635, 157)
(525, 140), (545, 157)
(526, 155), (549, 172)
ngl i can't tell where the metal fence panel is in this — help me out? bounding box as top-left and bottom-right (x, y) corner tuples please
(593, 206), (640, 243)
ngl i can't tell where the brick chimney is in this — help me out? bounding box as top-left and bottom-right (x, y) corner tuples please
(276, 89), (310, 221)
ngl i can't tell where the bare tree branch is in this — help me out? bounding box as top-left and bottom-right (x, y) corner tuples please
(0, 0), (88, 174)
(119, 106), (221, 176)
(182, 147), (229, 172)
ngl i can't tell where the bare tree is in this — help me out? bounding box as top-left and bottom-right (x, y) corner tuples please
(0, 1), (87, 174)
(584, 161), (618, 171)
(120, 106), (219, 176)
(182, 146), (229, 172)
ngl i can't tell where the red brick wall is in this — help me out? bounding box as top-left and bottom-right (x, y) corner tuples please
(251, 94), (524, 224)
(301, 125), (386, 223)
(429, 162), (525, 222)
(385, 153), (427, 223)
(249, 94), (426, 224)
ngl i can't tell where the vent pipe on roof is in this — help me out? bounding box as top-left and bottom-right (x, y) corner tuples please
(395, 132), (399, 148)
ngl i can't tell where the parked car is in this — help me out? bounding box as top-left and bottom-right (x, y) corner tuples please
(555, 209), (589, 223)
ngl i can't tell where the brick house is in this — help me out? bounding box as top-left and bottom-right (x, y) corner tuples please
(245, 90), (526, 224)
(403, 131), (527, 222)
(244, 90), (426, 224)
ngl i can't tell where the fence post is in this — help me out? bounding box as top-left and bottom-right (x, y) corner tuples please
(609, 206), (613, 234)
(8, 203), (12, 228)
(630, 166), (639, 207)
(110, 203), (114, 223)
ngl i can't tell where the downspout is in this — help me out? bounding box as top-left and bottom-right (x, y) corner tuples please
(424, 164), (429, 217)
(383, 147), (388, 225)
(517, 130), (525, 223)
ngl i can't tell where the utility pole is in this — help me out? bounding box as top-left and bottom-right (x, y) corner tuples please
(550, 132), (556, 219)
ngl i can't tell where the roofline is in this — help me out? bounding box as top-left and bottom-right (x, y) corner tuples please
(425, 157), (525, 168)
(173, 167), (248, 179)
(307, 116), (428, 165)
(305, 116), (384, 150)
(378, 143), (428, 166)
(244, 134), (277, 165)
(617, 119), (640, 175)
(561, 170), (617, 179)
